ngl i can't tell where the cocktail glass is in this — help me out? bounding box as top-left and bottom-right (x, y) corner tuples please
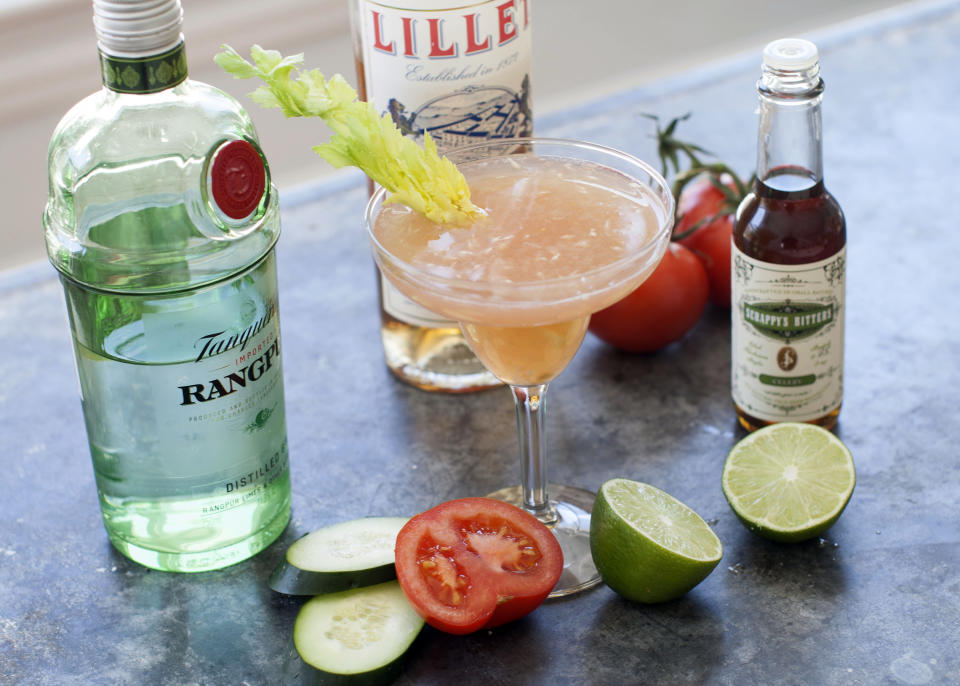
(365, 138), (674, 596)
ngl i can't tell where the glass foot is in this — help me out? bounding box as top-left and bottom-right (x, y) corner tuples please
(486, 483), (600, 598)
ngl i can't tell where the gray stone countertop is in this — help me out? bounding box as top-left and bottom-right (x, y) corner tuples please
(2, 2), (960, 684)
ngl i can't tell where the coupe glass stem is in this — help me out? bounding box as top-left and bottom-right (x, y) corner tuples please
(512, 383), (558, 525)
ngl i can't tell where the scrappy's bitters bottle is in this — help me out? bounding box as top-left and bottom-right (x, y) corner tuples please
(732, 38), (846, 432)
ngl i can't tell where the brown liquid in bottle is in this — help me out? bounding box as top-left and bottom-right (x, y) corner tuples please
(734, 166), (846, 432)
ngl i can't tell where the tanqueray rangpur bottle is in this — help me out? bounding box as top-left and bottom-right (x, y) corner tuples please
(732, 38), (846, 432)
(43, 0), (291, 571)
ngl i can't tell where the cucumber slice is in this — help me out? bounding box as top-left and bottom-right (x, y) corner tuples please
(285, 581), (424, 685)
(269, 517), (409, 595)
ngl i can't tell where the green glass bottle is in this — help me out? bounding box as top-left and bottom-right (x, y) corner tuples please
(44, 0), (291, 571)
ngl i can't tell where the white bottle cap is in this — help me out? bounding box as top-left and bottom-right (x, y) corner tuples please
(762, 38), (819, 72)
(93, 0), (184, 57)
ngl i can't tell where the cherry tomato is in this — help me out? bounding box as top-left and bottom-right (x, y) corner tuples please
(394, 497), (563, 635)
(588, 242), (709, 353)
(674, 173), (735, 308)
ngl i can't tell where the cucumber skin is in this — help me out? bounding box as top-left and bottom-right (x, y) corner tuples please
(282, 639), (411, 686)
(268, 560), (398, 596)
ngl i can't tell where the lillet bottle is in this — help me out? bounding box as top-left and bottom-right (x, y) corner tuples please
(732, 38), (846, 432)
(350, 0), (533, 392)
(44, 0), (291, 571)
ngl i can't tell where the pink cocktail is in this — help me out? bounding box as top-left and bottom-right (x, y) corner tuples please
(366, 139), (674, 595)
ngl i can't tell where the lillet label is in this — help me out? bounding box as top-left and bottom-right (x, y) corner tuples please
(367, 0), (530, 59)
(357, 0), (532, 149)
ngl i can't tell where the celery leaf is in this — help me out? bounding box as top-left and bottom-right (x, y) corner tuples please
(215, 44), (482, 226)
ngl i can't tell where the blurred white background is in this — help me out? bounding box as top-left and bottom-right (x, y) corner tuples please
(1, 0), (913, 272)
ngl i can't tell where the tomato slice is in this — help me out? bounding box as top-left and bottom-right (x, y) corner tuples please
(394, 497), (563, 635)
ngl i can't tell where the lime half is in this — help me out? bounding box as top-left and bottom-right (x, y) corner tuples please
(590, 478), (722, 603)
(722, 423), (856, 543)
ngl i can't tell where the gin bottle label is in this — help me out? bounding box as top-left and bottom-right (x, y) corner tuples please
(731, 247), (845, 422)
(67, 253), (289, 507)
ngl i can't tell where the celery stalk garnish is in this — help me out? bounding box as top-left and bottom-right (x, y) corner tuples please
(215, 45), (482, 226)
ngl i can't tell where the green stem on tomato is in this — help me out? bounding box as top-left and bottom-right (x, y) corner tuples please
(642, 112), (714, 178)
(670, 163), (750, 242)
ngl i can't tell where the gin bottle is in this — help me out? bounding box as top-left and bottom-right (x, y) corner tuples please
(43, 0), (291, 571)
(350, 0), (533, 392)
(732, 39), (846, 432)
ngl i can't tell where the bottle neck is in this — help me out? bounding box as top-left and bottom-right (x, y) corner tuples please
(99, 39), (188, 94)
(756, 72), (825, 188)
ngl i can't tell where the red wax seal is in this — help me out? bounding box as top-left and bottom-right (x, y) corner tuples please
(210, 140), (266, 220)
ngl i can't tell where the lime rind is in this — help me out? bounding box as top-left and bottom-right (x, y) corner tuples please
(591, 478), (722, 603)
(722, 423), (855, 542)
